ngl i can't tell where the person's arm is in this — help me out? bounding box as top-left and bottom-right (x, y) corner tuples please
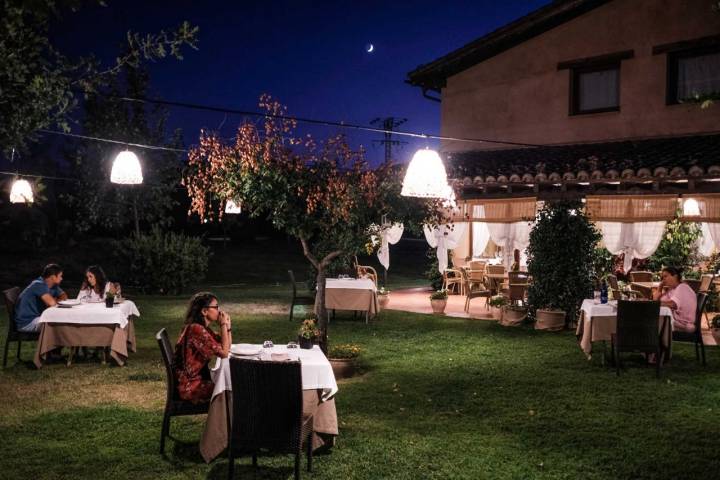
(41, 293), (58, 307)
(57, 291), (68, 301)
(218, 312), (232, 358)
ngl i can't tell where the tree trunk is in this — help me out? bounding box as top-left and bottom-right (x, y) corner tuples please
(132, 194), (140, 237)
(314, 268), (328, 354)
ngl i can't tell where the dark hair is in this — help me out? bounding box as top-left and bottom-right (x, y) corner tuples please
(41, 264), (63, 278)
(184, 292), (218, 326)
(662, 266), (683, 280)
(81, 265), (107, 296)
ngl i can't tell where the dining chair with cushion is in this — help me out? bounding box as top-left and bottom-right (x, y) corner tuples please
(672, 293), (708, 366)
(464, 276), (492, 312)
(465, 267), (486, 293)
(611, 300), (663, 377)
(629, 271), (654, 283)
(228, 357), (313, 480)
(288, 270), (316, 322)
(3, 286), (40, 367)
(156, 328), (209, 455)
(443, 268), (465, 295)
(468, 260), (486, 272)
(507, 271), (529, 306)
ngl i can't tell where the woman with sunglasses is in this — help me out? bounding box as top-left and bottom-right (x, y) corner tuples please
(174, 292), (232, 403)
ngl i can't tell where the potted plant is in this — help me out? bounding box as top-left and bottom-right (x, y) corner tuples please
(429, 289), (448, 314)
(377, 287), (390, 310)
(298, 318), (320, 349)
(488, 295), (508, 320)
(709, 315), (720, 342)
(104, 290), (115, 308)
(527, 200), (601, 331)
(328, 343), (362, 379)
(500, 305), (527, 326)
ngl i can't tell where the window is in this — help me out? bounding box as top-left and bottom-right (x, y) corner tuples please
(667, 49), (720, 104)
(571, 64), (620, 115)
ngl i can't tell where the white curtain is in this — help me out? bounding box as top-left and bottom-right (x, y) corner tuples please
(486, 221), (533, 269)
(424, 223), (467, 273)
(677, 52), (720, 101)
(599, 222), (666, 272)
(374, 223), (404, 270)
(700, 222), (720, 257)
(579, 68), (619, 111)
(471, 206), (490, 257)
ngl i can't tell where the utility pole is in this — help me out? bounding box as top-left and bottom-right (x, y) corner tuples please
(370, 117), (407, 164)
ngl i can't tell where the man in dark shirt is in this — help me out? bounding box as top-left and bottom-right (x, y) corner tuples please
(15, 264), (68, 332)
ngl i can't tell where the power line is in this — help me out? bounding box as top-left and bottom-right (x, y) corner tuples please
(38, 129), (188, 152)
(0, 170), (78, 181)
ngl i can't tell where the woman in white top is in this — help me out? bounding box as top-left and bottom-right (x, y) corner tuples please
(77, 265), (116, 302)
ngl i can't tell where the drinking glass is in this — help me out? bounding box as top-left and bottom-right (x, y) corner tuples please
(263, 340), (274, 349)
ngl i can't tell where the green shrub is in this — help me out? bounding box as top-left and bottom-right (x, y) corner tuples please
(646, 214), (701, 272)
(117, 226), (210, 294)
(489, 295), (509, 308)
(425, 247), (444, 291)
(429, 289), (448, 300)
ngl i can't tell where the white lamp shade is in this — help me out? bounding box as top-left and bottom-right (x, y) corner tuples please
(683, 198), (700, 216)
(225, 199), (242, 214)
(111, 151), (143, 184)
(441, 184), (457, 210)
(10, 179), (34, 203)
(401, 148), (449, 198)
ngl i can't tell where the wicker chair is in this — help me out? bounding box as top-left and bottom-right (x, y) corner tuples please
(3, 286), (40, 367)
(507, 271), (529, 306)
(155, 328), (209, 455)
(611, 300), (663, 377)
(228, 357), (313, 480)
(606, 274), (642, 300)
(468, 260), (486, 271)
(465, 265), (486, 293)
(464, 274), (492, 312)
(288, 270), (315, 322)
(629, 271), (653, 283)
(672, 293), (708, 366)
(486, 265), (505, 275)
(699, 274), (714, 293)
(684, 279), (702, 293)
(443, 268), (465, 295)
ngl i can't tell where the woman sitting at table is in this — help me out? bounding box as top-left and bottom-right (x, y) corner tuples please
(76, 265), (118, 302)
(653, 266), (697, 333)
(174, 292), (232, 404)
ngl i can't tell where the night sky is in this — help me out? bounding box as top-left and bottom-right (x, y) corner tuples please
(52, 0), (550, 165)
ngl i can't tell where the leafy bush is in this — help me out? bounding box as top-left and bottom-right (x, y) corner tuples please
(328, 343), (362, 359)
(646, 215), (701, 272)
(591, 247), (615, 286)
(489, 295), (509, 308)
(117, 226), (209, 294)
(425, 247), (445, 291)
(430, 289), (448, 300)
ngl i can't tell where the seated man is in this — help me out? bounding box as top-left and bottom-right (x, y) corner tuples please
(15, 264), (68, 332)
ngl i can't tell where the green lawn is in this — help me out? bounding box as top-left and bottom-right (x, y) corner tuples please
(2, 244), (720, 479)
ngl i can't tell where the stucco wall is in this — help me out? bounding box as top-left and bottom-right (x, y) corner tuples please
(440, 0), (720, 152)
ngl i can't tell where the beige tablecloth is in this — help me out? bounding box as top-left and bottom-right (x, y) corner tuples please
(325, 279), (378, 315)
(576, 311), (671, 359)
(200, 389), (338, 463)
(33, 319), (136, 368)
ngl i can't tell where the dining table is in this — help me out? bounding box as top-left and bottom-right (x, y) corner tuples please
(325, 278), (378, 323)
(199, 344), (339, 463)
(33, 299), (139, 368)
(575, 298), (673, 360)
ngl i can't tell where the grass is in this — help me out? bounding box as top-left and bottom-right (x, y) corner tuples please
(2, 243), (720, 479)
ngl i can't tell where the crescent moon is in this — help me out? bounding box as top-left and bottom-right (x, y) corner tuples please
(367, 44), (374, 53)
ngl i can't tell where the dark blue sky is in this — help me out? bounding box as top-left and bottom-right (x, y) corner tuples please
(53, 0), (549, 164)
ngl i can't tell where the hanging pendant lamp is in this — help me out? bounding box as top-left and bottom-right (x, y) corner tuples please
(111, 150), (143, 184)
(225, 199), (242, 214)
(10, 179), (34, 203)
(401, 148), (449, 198)
(683, 197), (700, 217)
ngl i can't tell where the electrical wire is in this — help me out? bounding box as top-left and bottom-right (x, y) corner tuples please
(38, 129), (188, 152)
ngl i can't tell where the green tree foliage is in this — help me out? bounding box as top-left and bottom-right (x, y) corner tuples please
(647, 215), (702, 272)
(527, 200), (601, 326)
(591, 247), (615, 286)
(61, 67), (182, 235)
(0, 0), (198, 154)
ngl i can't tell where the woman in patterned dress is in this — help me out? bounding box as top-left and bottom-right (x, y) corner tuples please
(174, 292), (232, 403)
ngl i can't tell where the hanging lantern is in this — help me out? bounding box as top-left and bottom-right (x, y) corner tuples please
(225, 199), (242, 214)
(10, 179), (34, 203)
(401, 148), (449, 198)
(683, 197), (700, 216)
(110, 150), (143, 184)
(441, 184), (457, 210)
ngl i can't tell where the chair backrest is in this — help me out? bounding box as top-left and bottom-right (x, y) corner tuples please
(156, 328), (180, 402)
(487, 265), (505, 275)
(468, 260), (486, 272)
(629, 271), (653, 283)
(699, 274), (714, 292)
(508, 271), (529, 284)
(695, 292), (708, 332)
(2, 287), (21, 335)
(288, 270), (298, 297)
(616, 300), (661, 351)
(229, 357), (303, 454)
(684, 279), (701, 293)
(467, 268), (485, 281)
(606, 274), (619, 291)
(508, 284), (527, 302)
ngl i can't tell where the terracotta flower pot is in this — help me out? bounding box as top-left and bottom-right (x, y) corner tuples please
(430, 298), (447, 314)
(329, 358), (356, 379)
(500, 307), (526, 326)
(711, 328), (720, 343)
(489, 306), (503, 320)
(535, 309), (566, 331)
(378, 294), (390, 310)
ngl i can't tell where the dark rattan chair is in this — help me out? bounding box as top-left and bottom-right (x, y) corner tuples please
(611, 300), (663, 377)
(684, 279), (701, 293)
(3, 286), (40, 367)
(155, 328), (209, 455)
(228, 357), (313, 480)
(288, 270), (315, 322)
(629, 271), (654, 283)
(672, 293), (708, 366)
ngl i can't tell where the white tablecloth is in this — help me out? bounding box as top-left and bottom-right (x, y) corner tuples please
(326, 278), (376, 292)
(210, 344), (339, 402)
(39, 300), (140, 329)
(580, 299), (672, 321)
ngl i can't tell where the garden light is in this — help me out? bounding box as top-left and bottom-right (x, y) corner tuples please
(401, 148), (449, 198)
(110, 150), (143, 184)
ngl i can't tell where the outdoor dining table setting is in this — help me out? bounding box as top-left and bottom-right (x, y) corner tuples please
(199, 343), (339, 463)
(324, 277), (378, 323)
(576, 298), (673, 360)
(33, 298), (140, 368)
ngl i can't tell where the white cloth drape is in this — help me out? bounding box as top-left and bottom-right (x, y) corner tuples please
(599, 222), (666, 272)
(424, 223), (467, 273)
(374, 223), (404, 270)
(471, 205), (491, 257)
(700, 222), (720, 257)
(486, 222), (533, 269)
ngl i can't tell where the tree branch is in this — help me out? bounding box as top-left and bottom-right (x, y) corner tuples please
(299, 236), (320, 269)
(320, 250), (344, 269)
